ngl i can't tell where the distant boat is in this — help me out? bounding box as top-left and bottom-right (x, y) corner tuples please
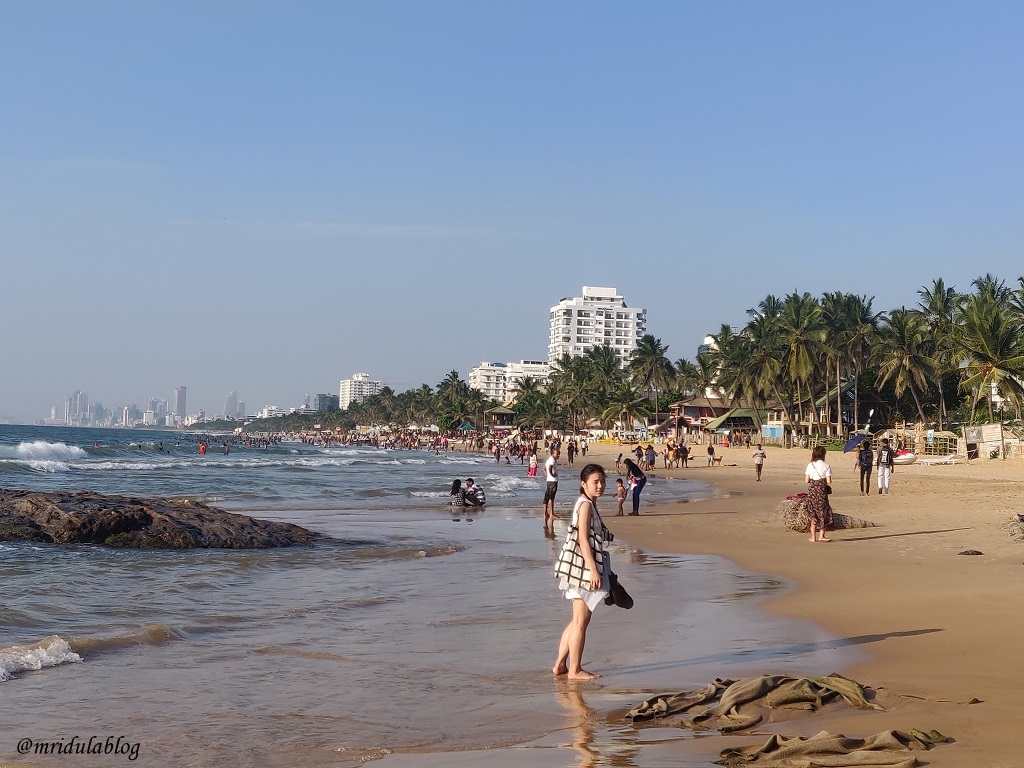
(893, 450), (917, 465)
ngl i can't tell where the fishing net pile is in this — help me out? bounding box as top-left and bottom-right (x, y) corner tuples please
(772, 496), (877, 533)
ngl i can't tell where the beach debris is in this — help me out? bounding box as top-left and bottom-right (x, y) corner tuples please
(772, 498), (877, 533)
(627, 673), (883, 732)
(1003, 516), (1024, 541)
(957, 550), (983, 556)
(717, 727), (951, 766)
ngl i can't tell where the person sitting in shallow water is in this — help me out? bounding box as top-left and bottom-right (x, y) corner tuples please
(448, 479), (466, 506)
(464, 478), (486, 506)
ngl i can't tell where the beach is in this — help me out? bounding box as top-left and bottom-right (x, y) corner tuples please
(4, 427), (1022, 767)
(537, 442), (1023, 767)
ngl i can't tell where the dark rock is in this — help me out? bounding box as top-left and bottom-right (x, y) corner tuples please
(957, 550), (983, 556)
(0, 488), (321, 549)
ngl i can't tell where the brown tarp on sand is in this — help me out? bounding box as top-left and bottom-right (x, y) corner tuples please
(627, 674), (884, 732)
(718, 728), (951, 767)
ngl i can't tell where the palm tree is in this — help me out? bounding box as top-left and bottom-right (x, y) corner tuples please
(843, 294), (882, 433)
(629, 335), (673, 430)
(917, 278), (959, 430)
(955, 292), (1024, 424)
(601, 381), (652, 436)
(777, 292), (826, 435)
(873, 308), (933, 423)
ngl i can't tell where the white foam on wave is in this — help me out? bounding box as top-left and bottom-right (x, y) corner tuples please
(487, 475), (541, 495)
(21, 460), (72, 473)
(0, 441), (88, 462)
(0, 636), (82, 682)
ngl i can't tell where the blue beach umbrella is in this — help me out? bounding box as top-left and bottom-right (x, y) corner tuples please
(843, 434), (866, 453)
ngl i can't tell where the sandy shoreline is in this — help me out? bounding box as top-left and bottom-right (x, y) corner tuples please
(593, 441), (1023, 767)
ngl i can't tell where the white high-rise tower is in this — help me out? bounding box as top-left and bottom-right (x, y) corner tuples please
(548, 286), (646, 366)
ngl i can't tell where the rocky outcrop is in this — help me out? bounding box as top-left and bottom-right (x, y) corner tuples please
(0, 489), (321, 549)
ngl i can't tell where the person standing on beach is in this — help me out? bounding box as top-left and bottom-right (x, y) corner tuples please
(553, 463), (610, 681)
(752, 444), (766, 481)
(543, 448), (560, 532)
(622, 458), (647, 515)
(615, 478), (627, 515)
(804, 446), (833, 543)
(877, 438), (895, 494)
(528, 451), (538, 477)
(856, 441), (873, 495)
(707, 443), (715, 466)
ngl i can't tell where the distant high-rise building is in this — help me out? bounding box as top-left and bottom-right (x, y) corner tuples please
(173, 386), (187, 419)
(315, 394), (340, 412)
(77, 392), (89, 424)
(339, 373), (381, 410)
(237, 402), (246, 419)
(224, 391), (239, 419)
(548, 286), (646, 366)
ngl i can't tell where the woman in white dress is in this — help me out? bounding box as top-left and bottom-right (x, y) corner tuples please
(552, 464), (610, 681)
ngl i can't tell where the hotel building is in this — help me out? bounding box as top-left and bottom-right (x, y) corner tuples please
(339, 373), (382, 410)
(469, 360), (552, 403)
(548, 286), (646, 366)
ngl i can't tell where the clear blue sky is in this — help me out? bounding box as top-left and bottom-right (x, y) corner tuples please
(2, 2), (1023, 422)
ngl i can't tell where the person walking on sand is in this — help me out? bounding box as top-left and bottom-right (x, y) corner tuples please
(622, 458), (647, 515)
(752, 444), (766, 481)
(707, 443), (716, 466)
(877, 438), (895, 494)
(553, 463), (611, 681)
(543, 448), (560, 532)
(856, 440), (873, 495)
(804, 446), (833, 543)
(615, 478), (627, 516)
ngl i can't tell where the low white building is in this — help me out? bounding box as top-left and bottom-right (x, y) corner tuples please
(339, 373), (382, 410)
(469, 359), (552, 403)
(469, 362), (509, 401)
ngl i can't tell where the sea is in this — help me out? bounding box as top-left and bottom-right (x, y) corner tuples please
(0, 425), (861, 768)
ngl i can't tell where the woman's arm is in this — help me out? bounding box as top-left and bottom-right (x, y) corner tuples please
(576, 499), (602, 590)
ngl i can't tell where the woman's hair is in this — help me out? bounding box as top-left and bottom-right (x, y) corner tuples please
(811, 446), (826, 461)
(622, 458), (637, 471)
(449, 479), (462, 494)
(578, 463), (606, 491)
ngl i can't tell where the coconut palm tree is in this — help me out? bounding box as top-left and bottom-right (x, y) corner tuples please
(873, 308), (933, 423)
(601, 381), (652, 436)
(629, 335), (673, 430)
(955, 292), (1024, 424)
(916, 278), (959, 430)
(777, 292), (826, 434)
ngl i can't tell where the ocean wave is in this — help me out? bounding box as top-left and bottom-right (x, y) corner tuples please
(0, 460), (72, 473)
(69, 624), (183, 655)
(0, 635), (82, 682)
(0, 441), (88, 462)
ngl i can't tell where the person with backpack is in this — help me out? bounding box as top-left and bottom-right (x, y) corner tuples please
(877, 438), (895, 495)
(856, 441), (873, 495)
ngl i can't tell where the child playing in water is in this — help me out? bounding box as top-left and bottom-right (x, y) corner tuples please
(615, 478), (626, 515)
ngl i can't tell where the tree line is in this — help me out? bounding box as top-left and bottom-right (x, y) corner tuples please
(221, 273), (1024, 436)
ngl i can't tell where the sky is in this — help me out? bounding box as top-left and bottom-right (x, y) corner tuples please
(2, 1), (1023, 422)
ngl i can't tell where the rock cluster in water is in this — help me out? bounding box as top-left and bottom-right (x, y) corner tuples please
(0, 488), (321, 549)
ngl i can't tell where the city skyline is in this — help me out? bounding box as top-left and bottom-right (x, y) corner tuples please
(4, 3), (1024, 423)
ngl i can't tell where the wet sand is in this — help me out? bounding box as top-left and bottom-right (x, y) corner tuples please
(382, 442), (1024, 767)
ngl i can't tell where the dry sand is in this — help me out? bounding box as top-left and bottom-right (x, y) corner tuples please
(597, 442), (1023, 767)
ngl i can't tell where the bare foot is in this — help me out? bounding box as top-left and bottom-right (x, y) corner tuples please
(552, 663), (568, 675)
(808, 537), (816, 542)
(567, 669), (599, 681)
(819, 537), (832, 542)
